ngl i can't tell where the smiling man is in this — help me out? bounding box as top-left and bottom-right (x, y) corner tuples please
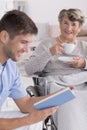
(0, 10), (58, 130)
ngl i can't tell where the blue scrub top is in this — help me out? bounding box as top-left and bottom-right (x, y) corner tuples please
(0, 59), (27, 107)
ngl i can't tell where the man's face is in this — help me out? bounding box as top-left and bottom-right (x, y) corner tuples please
(3, 33), (32, 61)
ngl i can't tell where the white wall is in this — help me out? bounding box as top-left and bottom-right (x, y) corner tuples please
(25, 0), (87, 25)
(0, 0), (87, 25)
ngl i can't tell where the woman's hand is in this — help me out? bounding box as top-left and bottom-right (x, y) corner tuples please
(69, 85), (76, 90)
(68, 56), (86, 68)
(50, 42), (64, 56)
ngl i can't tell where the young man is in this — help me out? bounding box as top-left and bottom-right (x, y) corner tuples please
(0, 10), (58, 130)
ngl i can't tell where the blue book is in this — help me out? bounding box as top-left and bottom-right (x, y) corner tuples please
(34, 87), (75, 110)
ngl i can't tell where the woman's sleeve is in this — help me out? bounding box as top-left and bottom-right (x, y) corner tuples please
(81, 41), (87, 70)
(25, 38), (53, 76)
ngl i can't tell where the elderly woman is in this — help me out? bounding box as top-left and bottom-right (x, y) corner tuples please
(25, 8), (87, 130)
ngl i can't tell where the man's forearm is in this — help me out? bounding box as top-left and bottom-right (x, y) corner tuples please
(0, 116), (29, 130)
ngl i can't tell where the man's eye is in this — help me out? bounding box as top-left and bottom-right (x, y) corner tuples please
(21, 41), (26, 44)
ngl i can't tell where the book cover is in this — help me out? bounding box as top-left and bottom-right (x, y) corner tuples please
(34, 87), (75, 110)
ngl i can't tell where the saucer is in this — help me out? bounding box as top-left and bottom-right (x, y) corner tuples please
(58, 56), (74, 63)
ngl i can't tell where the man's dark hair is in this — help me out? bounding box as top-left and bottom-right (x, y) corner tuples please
(0, 10), (38, 39)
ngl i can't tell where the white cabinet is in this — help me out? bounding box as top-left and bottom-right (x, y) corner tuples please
(0, 0), (27, 19)
(13, 0), (27, 12)
(0, 0), (14, 19)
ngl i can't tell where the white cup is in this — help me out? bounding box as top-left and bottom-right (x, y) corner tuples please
(64, 43), (75, 54)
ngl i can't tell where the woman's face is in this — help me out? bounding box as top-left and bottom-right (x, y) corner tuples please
(60, 16), (81, 40)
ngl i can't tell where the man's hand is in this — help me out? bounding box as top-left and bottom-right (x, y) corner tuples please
(25, 106), (58, 125)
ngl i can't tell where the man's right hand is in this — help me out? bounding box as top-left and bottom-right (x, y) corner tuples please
(25, 106), (58, 125)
